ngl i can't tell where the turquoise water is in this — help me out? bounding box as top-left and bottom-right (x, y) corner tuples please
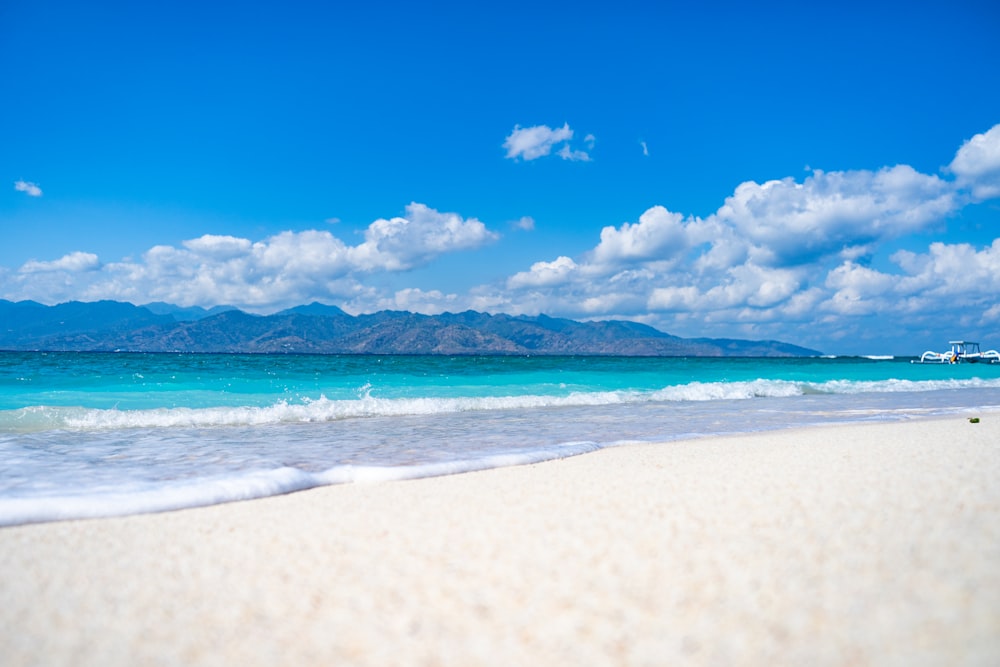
(2, 352), (999, 525)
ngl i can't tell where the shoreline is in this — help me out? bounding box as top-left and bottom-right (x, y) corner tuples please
(2, 416), (999, 665)
(4, 401), (997, 528)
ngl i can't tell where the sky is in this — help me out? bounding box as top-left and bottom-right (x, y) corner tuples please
(2, 0), (999, 355)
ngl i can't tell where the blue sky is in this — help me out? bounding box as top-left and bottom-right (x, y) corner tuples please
(3, 0), (999, 354)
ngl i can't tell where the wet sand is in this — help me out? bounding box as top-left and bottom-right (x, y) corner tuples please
(2, 416), (998, 666)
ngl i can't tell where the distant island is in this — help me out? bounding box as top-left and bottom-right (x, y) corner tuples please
(0, 300), (822, 356)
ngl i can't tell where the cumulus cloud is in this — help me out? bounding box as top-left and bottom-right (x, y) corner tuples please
(648, 263), (802, 313)
(503, 123), (593, 161)
(503, 123), (571, 160)
(14, 180), (42, 197)
(822, 261), (899, 315)
(349, 203), (498, 271)
(182, 235), (253, 258)
(487, 125), (1000, 349)
(818, 240), (1000, 323)
(646, 285), (699, 312)
(892, 240), (1000, 296)
(20, 252), (100, 273)
(1, 203), (498, 311)
(591, 206), (702, 265)
(716, 165), (955, 266)
(507, 256), (579, 289)
(948, 123), (1000, 200)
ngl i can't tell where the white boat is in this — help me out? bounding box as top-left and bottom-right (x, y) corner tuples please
(913, 340), (1000, 364)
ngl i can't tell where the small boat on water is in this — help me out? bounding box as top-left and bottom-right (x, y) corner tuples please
(913, 340), (1000, 364)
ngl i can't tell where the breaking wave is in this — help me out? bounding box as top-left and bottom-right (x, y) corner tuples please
(5, 376), (1000, 434)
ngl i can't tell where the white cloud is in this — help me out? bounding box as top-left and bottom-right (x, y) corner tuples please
(511, 216), (535, 231)
(692, 227), (748, 273)
(20, 252), (100, 273)
(822, 261), (899, 315)
(349, 202), (498, 271)
(503, 123), (572, 160)
(182, 235), (253, 259)
(647, 285), (699, 311)
(1, 203), (498, 311)
(646, 264), (802, 314)
(503, 123), (593, 161)
(729, 264), (802, 308)
(484, 126), (1000, 350)
(777, 287), (825, 318)
(715, 165), (955, 266)
(384, 287), (457, 314)
(892, 239), (1000, 296)
(948, 123), (1000, 201)
(507, 256), (578, 289)
(556, 144), (591, 162)
(591, 206), (698, 265)
(816, 240), (1000, 323)
(14, 180), (42, 197)
(825, 261), (898, 297)
(253, 230), (352, 276)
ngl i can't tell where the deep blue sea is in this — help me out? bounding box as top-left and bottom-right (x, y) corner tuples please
(2, 352), (999, 526)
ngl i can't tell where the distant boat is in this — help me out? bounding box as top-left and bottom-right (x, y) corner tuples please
(913, 340), (1000, 364)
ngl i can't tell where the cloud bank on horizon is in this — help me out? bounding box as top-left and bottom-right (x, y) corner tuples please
(3, 124), (999, 354)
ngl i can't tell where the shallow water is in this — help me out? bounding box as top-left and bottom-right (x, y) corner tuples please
(2, 352), (998, 525)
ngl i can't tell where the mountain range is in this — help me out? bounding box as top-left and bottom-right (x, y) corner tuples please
(0, 300), (822, 356)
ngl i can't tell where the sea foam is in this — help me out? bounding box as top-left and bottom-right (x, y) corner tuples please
(4, 376), (1000, 433)
(0, 442), (602, 526)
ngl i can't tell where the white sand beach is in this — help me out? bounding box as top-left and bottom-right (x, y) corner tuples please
(2, 416), (999, 666)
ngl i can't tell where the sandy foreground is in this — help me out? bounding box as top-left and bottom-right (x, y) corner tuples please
(2, 416), (999, 666)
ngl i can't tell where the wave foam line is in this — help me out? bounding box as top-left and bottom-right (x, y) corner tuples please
(0, 442), (602, 527)
(4, 377), (1000, 433)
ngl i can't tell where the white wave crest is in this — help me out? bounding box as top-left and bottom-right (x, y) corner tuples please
(4, 376), (1000, 433)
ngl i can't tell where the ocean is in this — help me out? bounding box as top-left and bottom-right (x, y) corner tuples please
(2, 351), (999, 526)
